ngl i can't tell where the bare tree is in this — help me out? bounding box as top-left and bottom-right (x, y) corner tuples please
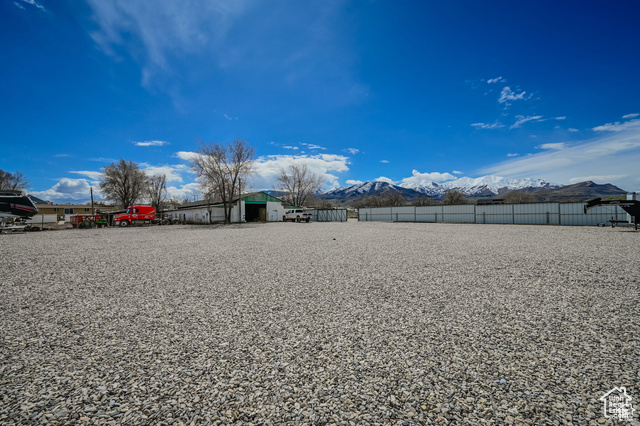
(443, 189), (468, 205)
(0, 169), (28, 191)
(503, 190), (538, 204)
(99, 159), (148, 209)
(277, 163), (324, 207)
(190, 138), (255, 224)
(352, 192), (407, 208)
(147, 174), (167, 213)
(315, 200), (334, 209)
(412, 196), (436, 206)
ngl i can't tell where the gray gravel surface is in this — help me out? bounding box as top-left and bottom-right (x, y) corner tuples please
(1, 222), (639, 425)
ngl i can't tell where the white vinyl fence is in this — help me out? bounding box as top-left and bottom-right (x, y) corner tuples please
(358, 203), (629, 226)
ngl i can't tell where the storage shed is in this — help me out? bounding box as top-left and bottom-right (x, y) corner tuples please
(165, 191), (285, 224)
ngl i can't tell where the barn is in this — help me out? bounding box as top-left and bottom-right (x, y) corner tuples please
(165, 191), (285, 224)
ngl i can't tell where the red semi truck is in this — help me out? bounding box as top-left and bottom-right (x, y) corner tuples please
(113, 205), (155, 227)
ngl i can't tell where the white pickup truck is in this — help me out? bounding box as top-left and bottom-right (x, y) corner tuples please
(283, 209), (312, 223)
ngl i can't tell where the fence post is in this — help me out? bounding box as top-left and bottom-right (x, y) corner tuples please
(512, 204), (515, 224)
(414, 206), (417, 222)
(557, 204), (562, 226)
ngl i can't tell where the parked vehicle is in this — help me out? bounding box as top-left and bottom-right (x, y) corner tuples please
(113, 206), (155, 227)
(70, 214), (108, 228)
(283, 209), (312, 223)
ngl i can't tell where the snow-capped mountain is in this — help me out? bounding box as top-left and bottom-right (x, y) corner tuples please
(324, 181), (420, 200)
(322, 175), (563, 202)
(399, 175), (561, 196)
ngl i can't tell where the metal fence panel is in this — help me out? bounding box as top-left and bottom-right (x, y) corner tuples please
(359, 202), (630, 226)
(310, 209), (348, 222)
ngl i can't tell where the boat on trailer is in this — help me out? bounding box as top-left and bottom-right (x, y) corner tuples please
(0, 191), (39, 231)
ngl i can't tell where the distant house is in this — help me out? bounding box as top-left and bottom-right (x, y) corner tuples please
(28, 203), (118, 224)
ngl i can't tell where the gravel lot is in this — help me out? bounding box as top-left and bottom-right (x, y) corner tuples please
(1, 222), (639, 425)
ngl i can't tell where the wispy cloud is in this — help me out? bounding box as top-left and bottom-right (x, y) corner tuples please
(506, 153), (519, 157)
(133, 140), (170, 147)
(593, 118), (640, 132)
(84, 1), (365, 106)
(345, 179), (363, 185)
(54, 154), (72, 158)
(568, 128), (579, 132)
(69, 170), (104, 180)
(345, 148), (360, 155)
(481, 118), (640, 189)
(452, 170), (463, 175)
(510, 115), (543, 129)
(498, 86), (530, 105)
(300, 143), (326, 150)
(471, 121), (505, 129)
(223, 114), (238, 121)
(537, 142), (566, 150)
(380, 160), (390, 163)
(282, 146), (299, 150)
(14, 0), (45, 11)
(622, 113), (639, 119)
(487, 76), (505, 84)
(555, 116), (566, 120)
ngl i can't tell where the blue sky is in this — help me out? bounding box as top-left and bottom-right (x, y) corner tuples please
(2, 0), (639, 203)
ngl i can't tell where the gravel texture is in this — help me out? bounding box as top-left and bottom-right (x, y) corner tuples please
(1, 221), (639, 425)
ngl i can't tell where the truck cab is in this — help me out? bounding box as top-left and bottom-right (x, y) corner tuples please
(114, 205), (155, 227)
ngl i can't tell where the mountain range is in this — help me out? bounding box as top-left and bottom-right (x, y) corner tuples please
(320, 175), (628, 204)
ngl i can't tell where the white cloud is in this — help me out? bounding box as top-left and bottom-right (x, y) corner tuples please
(506, 153), (519, 157)
(510, 115), (543, 129)
(250, 154), (349, 191)
(31, 179), (96, 203)
(498, 86), (529, 105)
(69, 170), (104, 180)
(622, 113), (639, 119)
(481, 119), (640, 190)
(140, 164), (188, 182)
(134, 140), (170, 147)
(380, 160), (390, 163)
(471, 122), (505, 129)
(175, 151), (200, 162)
(166, 183), (202, 201)
(345, 148), (360, 155)
(282, 146), (299, 150)
(555, 116), (566, 120)
(537, 143), (566, 150)
(345, 179), (363, 185)
(452, 170), (463, 175)
(374, 176), (394, 184)
(54, 154), (71, 158)
(487, 76), (505, 84)
(399, 170), (456, 188)
(568, 128), (579, 132)
(593, 118), (640, 132)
